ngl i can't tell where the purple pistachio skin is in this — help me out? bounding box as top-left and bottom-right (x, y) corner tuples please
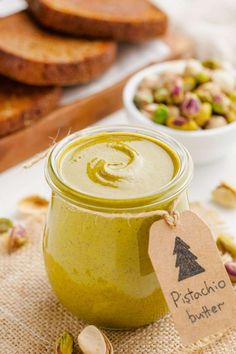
(173, 117), (188, 126)
(181, 93), (201, 118)
(8, 224), (28, 252)
(169, 77), (184, 102)
(225, 261), (236, 282)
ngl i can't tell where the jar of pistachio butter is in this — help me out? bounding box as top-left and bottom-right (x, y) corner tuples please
(44, 125), (193, 329)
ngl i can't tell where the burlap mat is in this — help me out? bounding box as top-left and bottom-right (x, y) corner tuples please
(1, 214), (236, 354)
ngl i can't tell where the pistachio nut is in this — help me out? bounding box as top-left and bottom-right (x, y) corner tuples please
(195, 70), (211, 84)
(154, 87), (170, 103)
(212, 93), (230, 115)
(141, 103), (158, 118)
(212, 69), (235, 93)
(17, 195), (49, 217)
(183, 76), (197, 92)
(153, 104), (169, 124)
(78, 325), (113, 354)
(212, 182), (236, 208)
(0, 217), (13, 234)
(134, 89), (153, 108)
(139, 74), (159, 90)
(8, 224), (28, 253)
(166, 116), (198, 130)
(226, 109), (236, 123)
(205, 116), (227, 129)
(184, 59), (203, 76)
(202, 58), (222, 70)
(217, 234), (236, 257)
(56, 331), (74, 354)
(225, 261), (236, 282)
(168, 106), (180, 119)
(194, 102), (212, 127)
(181, 93), (201, 118)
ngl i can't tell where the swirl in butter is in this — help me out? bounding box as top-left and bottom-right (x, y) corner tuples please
(59, 133), (178, 200)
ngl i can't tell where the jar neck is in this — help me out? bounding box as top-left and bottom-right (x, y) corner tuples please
(45, 125), (193, 213)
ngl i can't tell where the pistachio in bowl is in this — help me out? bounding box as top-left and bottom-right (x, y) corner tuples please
(134, 59), (236, 130)
(123, 59), (236, 164)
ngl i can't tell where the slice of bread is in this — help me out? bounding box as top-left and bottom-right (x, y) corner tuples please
(0, 12), (117, 86)
(27, 0), (168, 42)
(0, 76), (61, 137)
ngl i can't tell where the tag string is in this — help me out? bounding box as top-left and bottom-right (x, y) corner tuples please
(23, 129), (72, 169)
(58, 194), (182, 225)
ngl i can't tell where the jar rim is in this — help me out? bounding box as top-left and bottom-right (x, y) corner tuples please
(45, 125), (193, 212)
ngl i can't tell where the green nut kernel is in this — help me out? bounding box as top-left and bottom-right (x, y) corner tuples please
(195, 71), (211, 84)
(227, 110), (236, 123)
(153, 104), (169, 124)
(217, 234), (236, 258)
(134, 90), (153, 108)
(154, 87), (169, 103)
(212, 94), (230, 115)
(167, 117), (199, 131)
(56, 331), (74, 354)
(194, 102), (212, 127)
(141, 103), (158, 118)
(228, 91), (236, 103)
(168, 106), (180, 119)
(0, 218), (13, 234)
(183, 76), (196, 92)
(202, 58), (222, 70)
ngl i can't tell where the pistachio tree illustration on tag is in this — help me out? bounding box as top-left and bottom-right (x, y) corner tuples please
(148, 210), (236, 345)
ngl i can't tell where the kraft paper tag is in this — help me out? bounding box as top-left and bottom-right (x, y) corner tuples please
(148, 210), (236, 345)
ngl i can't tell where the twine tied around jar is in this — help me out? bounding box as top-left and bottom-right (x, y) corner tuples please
(63, 193), (182, 227)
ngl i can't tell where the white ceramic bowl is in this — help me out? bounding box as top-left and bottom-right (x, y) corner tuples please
(123, 60), (236, 164)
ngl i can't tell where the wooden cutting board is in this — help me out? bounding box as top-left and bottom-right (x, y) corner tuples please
(0, 31), (193, 172)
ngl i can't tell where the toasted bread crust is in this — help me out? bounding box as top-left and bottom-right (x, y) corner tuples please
(0, 12), (117, 86)
(0, 77), (61, 137)
(27, 0), (168, 42)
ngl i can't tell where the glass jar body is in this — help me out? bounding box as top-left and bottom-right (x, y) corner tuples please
(43, 191), (189, 329)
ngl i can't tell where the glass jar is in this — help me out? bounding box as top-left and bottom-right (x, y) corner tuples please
(44, 125), (193, 329)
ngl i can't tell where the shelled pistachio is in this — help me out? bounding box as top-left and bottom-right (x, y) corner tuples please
(212, 182), (236, 208)
(7, 224), (28, 253)
(56, 331), (74, 354)
(133, 58), (236, 131)
(17, 195), (49, 216)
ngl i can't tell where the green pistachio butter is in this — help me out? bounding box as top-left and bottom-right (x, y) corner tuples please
(44, 130), (190, 328)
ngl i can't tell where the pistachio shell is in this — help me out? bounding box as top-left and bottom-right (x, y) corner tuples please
(212, 182), (236, 208)
(180, 93), (201, 118)
(184, 59), (203, 76)
(78, 326), (111, 354)
(212, 69), (235, 93)
(154, 87), (170, 103)
(139, 75), (159, 90)
(195, 70), (211, 84)
(225, 261), (236, 282)
(8, 224), (28, 253)
(141, 103), (158, 118)
(102, 333), (114, 354)
(0, 217), (13, 234)
(134, 89), (153, 108)
(217, 234), (236, 257)
(17, 195), (49, 216)
(56, 331), (74, 354)
(202, 58), (222, 70)
(194, 102), (212, 127)
(167, 117), (198, 131)
(205, 116), (227, 129)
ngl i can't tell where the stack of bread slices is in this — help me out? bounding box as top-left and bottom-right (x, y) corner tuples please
(0, 0), (168, 137)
